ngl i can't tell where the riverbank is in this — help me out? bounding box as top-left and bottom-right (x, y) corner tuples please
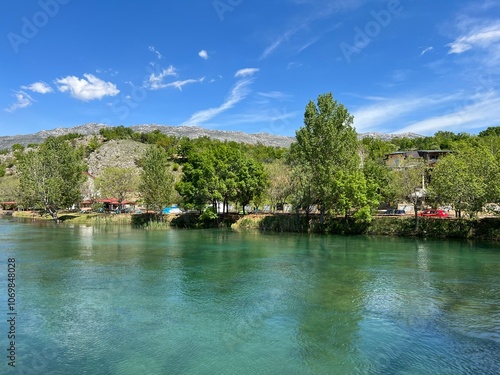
(3, 210), (500, 241)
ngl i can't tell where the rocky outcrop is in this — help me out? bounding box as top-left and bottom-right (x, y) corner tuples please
(87, 140), (149, 176)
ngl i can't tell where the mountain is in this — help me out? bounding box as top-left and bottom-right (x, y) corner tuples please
(0, 123), (423, 150)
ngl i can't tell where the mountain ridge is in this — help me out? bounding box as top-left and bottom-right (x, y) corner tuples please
(0, 123), (423, 150)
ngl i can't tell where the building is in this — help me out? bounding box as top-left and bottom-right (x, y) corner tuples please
(385, 150), (453, 168)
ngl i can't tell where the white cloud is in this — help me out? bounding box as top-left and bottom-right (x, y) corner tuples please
(448, 22), (500, 54)
(420, 46), (433, 56)
(162, 78), (204, 91)
(144, 66), (178, 90)
(198, 50), (209, 60)
(260, 0), (365, 59)
(258, 91), (291, 99)
(21, 81), (53, 94)
(234, 68), (260, 78)
(394, 93), (500, 135)
(181, 75), (256, 126)
(55, 74), (119, 101)
(148, 46), (163, 59)
(4, 91), (34, 113)
(352, 93), (463, 133)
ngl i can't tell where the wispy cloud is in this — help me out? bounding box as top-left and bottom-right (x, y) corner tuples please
(420, 46), (433, 56)
(144, 65), (178, 90)
(21, 81), (53, 94)
(235, 68), (260, 78)
(148, 46), (163, 59)
(258, 91), (291, 99)
(181, 69), (259, 126)
(259, 0), (366, 59)
(352, 93), (463, 133)
(5, 91), (34, 113)
(198, 50), (209, 60)
(448, 21), (500, 54)
(162, 78), (204, 91)
(55, 74), (119, 101)
(395, 92), (500, 134)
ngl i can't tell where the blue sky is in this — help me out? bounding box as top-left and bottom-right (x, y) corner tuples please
(1, 0), (499, 137)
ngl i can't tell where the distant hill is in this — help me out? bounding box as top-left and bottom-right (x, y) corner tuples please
(0, 123), (423, 150)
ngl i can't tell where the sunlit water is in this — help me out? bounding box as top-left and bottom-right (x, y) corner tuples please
(0, 217), (499, 374)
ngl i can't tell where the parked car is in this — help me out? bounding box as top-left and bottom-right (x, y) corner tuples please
(382, 209), (406, 216)
(418, 209), (449, 218)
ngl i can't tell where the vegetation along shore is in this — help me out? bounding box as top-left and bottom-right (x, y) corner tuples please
(1, 93), (499, 240)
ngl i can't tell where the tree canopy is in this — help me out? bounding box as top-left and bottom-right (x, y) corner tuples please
(17, 136), (86, 219)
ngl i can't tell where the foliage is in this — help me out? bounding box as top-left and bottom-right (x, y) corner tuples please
(199, 206), (218, 224)
(0, 176), (20, 202)
(99, 125), (134, 141)
(265, 160), (292, 211)
(17, 137), (86, 219)
(176, 141), (268, 213)
(139, 146), (175, 211)
(478, 126), (500, 137)
(429, 146), (499, 218)
(86, 135), (101, 155)
(390, 157), (427, 228)
(11, 143), (24, 152)
(289, 92), (370, 222)
(96, 167), (139, 205)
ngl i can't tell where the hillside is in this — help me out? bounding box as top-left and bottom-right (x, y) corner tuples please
(0, 123), (423, 150)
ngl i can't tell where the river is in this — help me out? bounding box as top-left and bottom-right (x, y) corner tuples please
(0, 218), (498, 374)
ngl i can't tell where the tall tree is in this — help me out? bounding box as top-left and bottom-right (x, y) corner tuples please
(265, 160), (292, 212)
(17, 136), (86, 220)
(96, 167), (139, 209)
(289, 92), (364, 223)
(429, 146), (499, 218)
(235, 157), (267, 214)
(139, 146), (175, 211)
(391, 157), (427, 229)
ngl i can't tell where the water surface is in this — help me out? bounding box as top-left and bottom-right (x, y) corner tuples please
(0, 218), (499, 374)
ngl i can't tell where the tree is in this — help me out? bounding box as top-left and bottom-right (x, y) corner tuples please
(429, 147), (499, 218)
(96, 167), (139, 208)
(391, 157), (427, 229)
(17, 137), (86, 220)
(234, 157), (267, 214)
(176, 147), (220, 212)
(289, 92), (364, 223)
(139, 146), (175, 211)
(176, 141), (267, 214)
(0, 176), (20, 202)
(265, 160), (292, 212)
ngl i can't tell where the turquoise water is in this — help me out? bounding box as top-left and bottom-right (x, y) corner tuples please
(0, 218), (499, 374)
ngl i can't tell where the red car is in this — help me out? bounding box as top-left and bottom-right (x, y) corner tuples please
(418, 209), (449, 218)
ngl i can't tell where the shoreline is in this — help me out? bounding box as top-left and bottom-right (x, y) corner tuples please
(2, 210), (499, 242)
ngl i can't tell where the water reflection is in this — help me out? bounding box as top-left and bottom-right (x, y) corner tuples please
(1, 218), (499, 374)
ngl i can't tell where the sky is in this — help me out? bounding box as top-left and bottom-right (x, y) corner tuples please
(1, 0), (499, 137)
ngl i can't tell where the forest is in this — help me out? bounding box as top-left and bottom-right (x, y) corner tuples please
(0, 93), (499, 229)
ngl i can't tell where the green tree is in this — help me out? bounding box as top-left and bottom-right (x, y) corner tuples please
(139, 146), (175, 211)
(17, 137), (86, 220)
(0, 176), (20, 202)
(265, 160), (292, 211)
(96, 167), (139, 208)
(429, 147), (499, 218)
(234, 157), (267, 214)
(289, 92), (364, 223)
(176, 149), (219, 212)
(391, 157), (427, 229)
